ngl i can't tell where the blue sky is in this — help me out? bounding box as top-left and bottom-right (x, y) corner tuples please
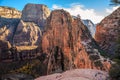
(0, 0), (111, 11)
(0, 0), (119, 23)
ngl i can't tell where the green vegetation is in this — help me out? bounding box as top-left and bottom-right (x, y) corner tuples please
(109, 37), (120, 80)
(0, 59), (47, 78)
(94, 60), (103, 68)
(89, 55), (100, 61)
(110, 0), (120, 5)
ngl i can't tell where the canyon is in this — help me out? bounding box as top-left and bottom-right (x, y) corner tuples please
(0, 3), (119, 80)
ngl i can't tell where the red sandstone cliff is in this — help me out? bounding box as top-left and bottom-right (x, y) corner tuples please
(95, 7), (120, 54)
(41, 10), (111, 74)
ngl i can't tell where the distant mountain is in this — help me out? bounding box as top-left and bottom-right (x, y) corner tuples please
(82, 19), (96, 37)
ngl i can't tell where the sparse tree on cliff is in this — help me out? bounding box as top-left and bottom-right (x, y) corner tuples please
(110, 0), (120, 5)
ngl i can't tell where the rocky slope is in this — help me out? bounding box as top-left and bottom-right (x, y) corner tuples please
(95, 7), (120, 54)
(35, 69), (109, 80)
(0, 17), (20, 42)
(41, 10), (111, 74)
(13, 20), (42, 46)
(0, 4), (48, 47)
(82, 19), (96, 37)
(21, 3), (50, 30)
(0, 6), (21, 18)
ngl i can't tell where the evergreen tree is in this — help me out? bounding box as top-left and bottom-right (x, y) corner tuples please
(110, 0), (120, 5)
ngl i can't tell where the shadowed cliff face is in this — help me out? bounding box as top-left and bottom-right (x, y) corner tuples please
(95, 7), (120, 54)
(41, 10), (111, 74)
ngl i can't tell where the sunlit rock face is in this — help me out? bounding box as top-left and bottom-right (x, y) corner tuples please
(21, 3), (50, 30)
(95, 7), (120, 54)
(41, 9), (111, 74)
(13, 20), (42, 46)
(0, 6), (21, 18)
(82, 19), (96, 37)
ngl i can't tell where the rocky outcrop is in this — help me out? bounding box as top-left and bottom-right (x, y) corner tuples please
(0, 40), (11, 61)
(82, 19), (96, 37)
(21, 3), (50, 30)
(0, 17), (20, 42)
(0, 6), (21, 18)
(41, 10), (111, 74)
(35, 69), (109, 80)
(13, 20), (42, 46)
(95, 7), (120, 54)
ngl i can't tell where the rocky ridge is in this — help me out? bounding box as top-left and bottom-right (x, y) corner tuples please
(41, 10), (110, 74)
(82, 19), (96, 37)
(95, 7), (120, 54)
(0, 6), (21, 18)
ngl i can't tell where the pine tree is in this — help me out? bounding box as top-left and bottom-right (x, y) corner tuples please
(110, 0), (120, 5)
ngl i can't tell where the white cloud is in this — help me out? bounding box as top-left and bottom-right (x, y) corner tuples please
(52, 4), (104, 24)
(106, 6), (119, 14)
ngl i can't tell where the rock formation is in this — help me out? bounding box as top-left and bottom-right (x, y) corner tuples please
(35, 69), (109, 80)
(21, 3), (50, 30)
(95, 7), (120, 54)
(13, 20), (42, 46)
(0, 40), (11, 61)
(0, 6), (21, 18)
(82, 19), (96, 37)
(0, 17), (20, 42)
(41, 10), (111, 74)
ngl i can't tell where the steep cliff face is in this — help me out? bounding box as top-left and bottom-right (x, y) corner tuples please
(95, 7), (120, 54)
(0, 40), (11, 61)
(82, 19), (96, 37)
(0, 4), (44, 47)
(13, 20), (42, 46)
(21, 3), (50, 30)
(0, 6), (21, 18)
(41, 10), (111, 74)
(0, 18), (20, 42)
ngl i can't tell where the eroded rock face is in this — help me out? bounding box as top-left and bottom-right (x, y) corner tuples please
(0, 17), (20, 42)
(13, 20), (42, 46)
(21, 3), (50, 30)
(82, 19), (96, 37)
(0, 6), (21, 18)
(0, 40), (11, 61)
(41, 10), (111, 74)
(95, 7), (120, 54)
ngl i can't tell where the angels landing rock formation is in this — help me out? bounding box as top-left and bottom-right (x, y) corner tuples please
(21, 3), (50, 30)
(95, 7), (120, 54)
(41, 10), (111, 74)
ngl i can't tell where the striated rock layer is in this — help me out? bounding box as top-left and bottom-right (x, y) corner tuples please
(0, 6), (21, 18)
(95, 7), (120, 54)
(82, 19), (96, 37)
(41, 10), (111, 74)
(21, 3), (50, 30)
(13, 20), (42, 46)
(0, 18), (20, 42)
